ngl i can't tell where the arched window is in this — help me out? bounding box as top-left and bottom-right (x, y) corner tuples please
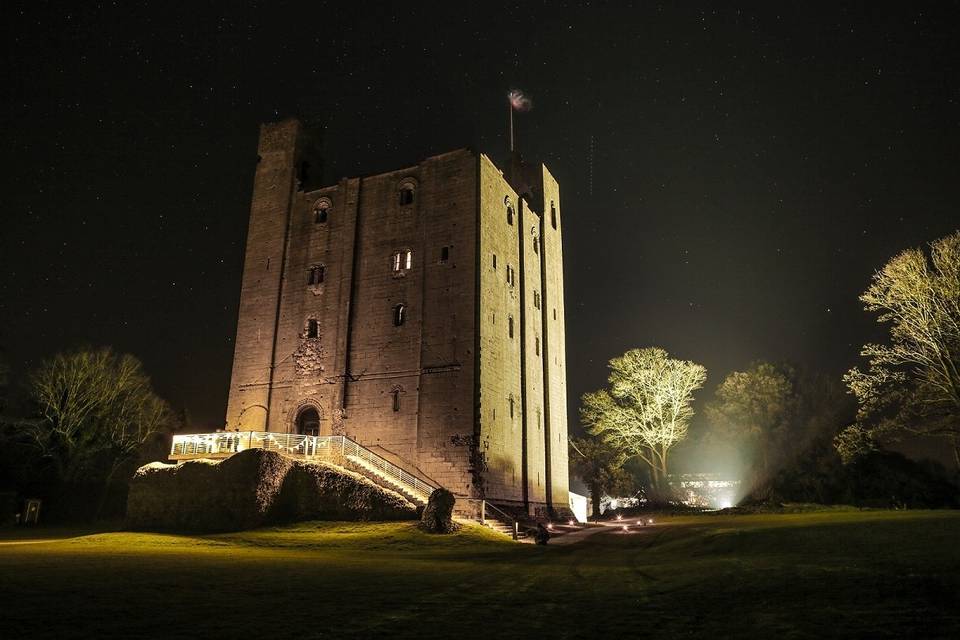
(296, 407), (320, 437)
(505, 196), (514, 226)
(313, 198), (331, 224)
(550, 201), (557, 229)
(393, 303), (406, 327)
(307, 319), (319, 338)
(391, 386), (403, 412)
(398, 178), (417, 206)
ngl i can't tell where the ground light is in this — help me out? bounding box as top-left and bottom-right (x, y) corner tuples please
(622, 525), (629, 532)
(616, 514), (623, 521)
(568, 519), (575, 526)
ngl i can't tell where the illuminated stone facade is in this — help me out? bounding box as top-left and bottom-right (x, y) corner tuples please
(225, 118), (569, 515)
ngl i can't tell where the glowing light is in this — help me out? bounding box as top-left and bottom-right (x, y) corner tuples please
(616, 514), (623, 521)
(648, 518), (654, 525)
(547, 523), (553, 530)
(637, 520), (644, 525)
(622, 525), (629, 532)
(568, 519), (575, 526)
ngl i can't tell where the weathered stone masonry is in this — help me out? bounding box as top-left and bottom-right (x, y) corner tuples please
(225, 118), (570, 515)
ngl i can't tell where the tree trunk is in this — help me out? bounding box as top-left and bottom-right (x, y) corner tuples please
(590, 484), (602, 521)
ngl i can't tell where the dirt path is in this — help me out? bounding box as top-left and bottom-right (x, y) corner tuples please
(547, 521), (659, 546)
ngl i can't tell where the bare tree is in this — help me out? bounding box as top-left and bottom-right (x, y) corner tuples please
(27, 347), (175, 484)
(580, 347), (706, 487)
(838, 230), (960, 469)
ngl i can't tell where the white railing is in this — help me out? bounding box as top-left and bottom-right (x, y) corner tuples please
(170, 432), (342, 460)
(169, 432), (436, 501)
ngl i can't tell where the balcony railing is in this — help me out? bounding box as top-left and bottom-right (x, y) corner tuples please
(169, 432), (436, 502)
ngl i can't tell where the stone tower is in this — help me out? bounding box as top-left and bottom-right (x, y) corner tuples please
(225, 118), (570, 516)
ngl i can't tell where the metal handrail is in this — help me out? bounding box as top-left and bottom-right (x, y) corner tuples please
(460, 498), (521, 540)
(340, 437), (437, 500)
(169, 432), (436, 501)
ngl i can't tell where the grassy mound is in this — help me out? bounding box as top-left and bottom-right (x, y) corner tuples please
(126, 449), (417, 532)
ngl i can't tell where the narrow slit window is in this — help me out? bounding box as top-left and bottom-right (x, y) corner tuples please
(506, 265), (515, 287)
(307, 319), (319, 338)
(440, 246), (450, 263)
(535, 336), (540, 356)
(509, 395), (515, 419)
(492, 254), (497, 270)
(308, 265), (325, 285)
(508, 315), (514, 339)
(550, 201), (557, 229)
(393, 303), (406, 327)
(533, 290), (541, 309)
(392, 388), (401, 412)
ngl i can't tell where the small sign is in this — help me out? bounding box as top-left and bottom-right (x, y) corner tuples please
(23, 499), (41, 525)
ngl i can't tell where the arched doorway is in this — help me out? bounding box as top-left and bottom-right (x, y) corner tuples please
(296, 407), (321, 437)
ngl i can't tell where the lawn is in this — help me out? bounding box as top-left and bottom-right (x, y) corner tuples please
(1, 510), (958, 639)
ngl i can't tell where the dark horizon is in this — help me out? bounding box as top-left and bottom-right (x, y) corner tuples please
(2, 3), (958, 448)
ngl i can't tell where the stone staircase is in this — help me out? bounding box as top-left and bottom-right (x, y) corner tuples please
(343, 454), (431, 507)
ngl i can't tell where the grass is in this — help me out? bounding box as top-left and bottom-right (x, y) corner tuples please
(1, 511), (959, 639)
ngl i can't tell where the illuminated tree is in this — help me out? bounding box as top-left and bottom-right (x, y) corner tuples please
(580, 347), (706, 487)
(26, 347), (176, 483)
(838, 230), (960, 469)
(569, 436), (633, 519)
(706, 362), (797, 490)
(707, 363), (851, 496)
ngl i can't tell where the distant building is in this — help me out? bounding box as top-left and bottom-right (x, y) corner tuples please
(224, 119), (571, 516)
(668, 473), (741, 508)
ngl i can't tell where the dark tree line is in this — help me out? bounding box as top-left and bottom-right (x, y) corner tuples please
(0, 347), (178, 521)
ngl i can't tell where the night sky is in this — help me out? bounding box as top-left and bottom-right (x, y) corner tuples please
(3, 2), (958, 434)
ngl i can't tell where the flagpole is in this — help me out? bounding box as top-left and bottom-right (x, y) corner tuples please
(509, 100), (514, 152)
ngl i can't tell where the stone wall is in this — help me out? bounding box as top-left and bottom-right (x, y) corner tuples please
(126, 450), (417, 532)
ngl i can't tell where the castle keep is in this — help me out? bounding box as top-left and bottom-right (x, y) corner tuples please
(225, 118), (569, 515)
